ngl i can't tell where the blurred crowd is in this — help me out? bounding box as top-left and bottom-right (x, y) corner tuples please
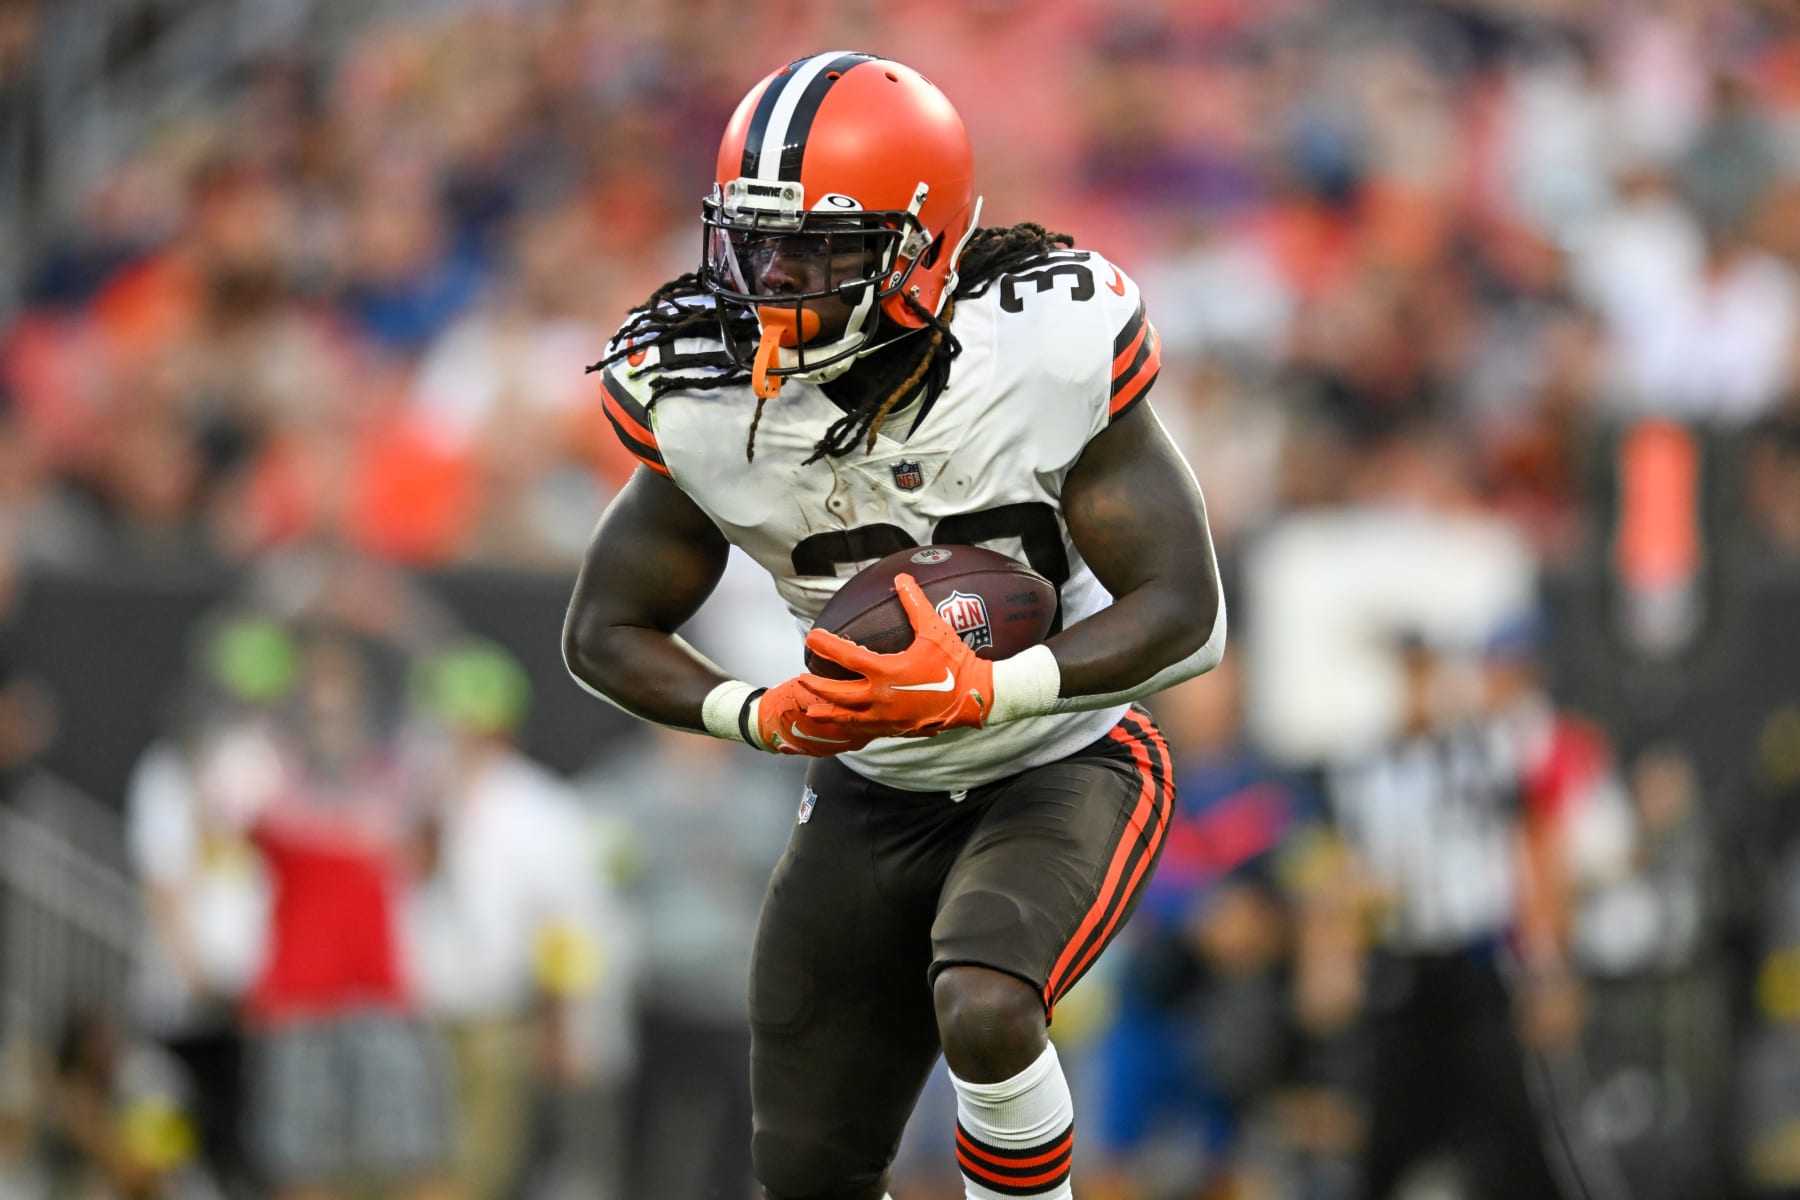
(2, 0), (1800, 1196)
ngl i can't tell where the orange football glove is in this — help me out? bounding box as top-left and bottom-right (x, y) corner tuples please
(802, 573), (994, 738)
(754, 675), (877, 756)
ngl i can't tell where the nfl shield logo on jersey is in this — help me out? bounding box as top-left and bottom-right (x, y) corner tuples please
(935, 590), (993, 652)
(891, 459), (924, 490)
(797, 786), (818, 824)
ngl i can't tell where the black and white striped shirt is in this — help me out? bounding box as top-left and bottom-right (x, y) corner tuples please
(1329, 723), (1523, 953)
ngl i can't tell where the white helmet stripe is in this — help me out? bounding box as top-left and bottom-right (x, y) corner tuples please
(753, 51), (867, 182)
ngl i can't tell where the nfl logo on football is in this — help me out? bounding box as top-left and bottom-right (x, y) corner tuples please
(935, 590), (993, 652)
(891, 459), (924, 490)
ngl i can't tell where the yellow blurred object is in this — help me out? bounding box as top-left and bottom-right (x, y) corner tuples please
(1758, 948), (1800, 1022)
(119, 1097), (196, 1172)
(1759, 706), (1800, 788)
(1279, 827), (1344, 895)
(1046, 971), (1114, 1048)
(532, 922), (602, 996)
(1750, 1117), (1800, 1186)
(199, 831), (257, 875)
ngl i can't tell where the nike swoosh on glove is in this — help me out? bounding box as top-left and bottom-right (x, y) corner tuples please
(802, 573), (994, 738)
(755, 676), (878, 756)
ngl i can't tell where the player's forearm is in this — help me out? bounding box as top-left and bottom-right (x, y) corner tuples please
(560, 621), (729, 733)
(1055, 579), (1223, 698)
(563, 469), (738, 733)
(989, 580), (1224, 722)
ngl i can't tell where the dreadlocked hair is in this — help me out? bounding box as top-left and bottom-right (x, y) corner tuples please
(584, 224), (1076, 464)
(584, 271), (757, 396)
(953, 222), (1077, 299)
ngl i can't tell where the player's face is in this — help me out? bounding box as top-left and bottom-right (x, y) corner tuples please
(735, 230), (882, 344)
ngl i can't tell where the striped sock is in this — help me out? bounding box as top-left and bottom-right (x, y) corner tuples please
(949, 1042), (1075, 1199)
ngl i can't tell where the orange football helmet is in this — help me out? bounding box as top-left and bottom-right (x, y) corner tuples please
(701, 52), (982, 395)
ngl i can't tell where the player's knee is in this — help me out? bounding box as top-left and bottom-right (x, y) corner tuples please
(932, 964), (1047, 1084)
(753, 1130), (890, 1200)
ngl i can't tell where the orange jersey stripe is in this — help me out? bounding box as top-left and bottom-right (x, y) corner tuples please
(598, 367), (669, 476)
(600, 382), (657, 450)
(1109, 325), (1161, 417)
(955, 1126), (1073, 1170)
(1111, 320), (1149, 381)
(600, 397), (671, 477)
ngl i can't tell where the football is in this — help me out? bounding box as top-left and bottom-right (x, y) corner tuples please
(804, 545), (1058, 680)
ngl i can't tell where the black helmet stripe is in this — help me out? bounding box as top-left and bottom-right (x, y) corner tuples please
(742, 51), (875, 182)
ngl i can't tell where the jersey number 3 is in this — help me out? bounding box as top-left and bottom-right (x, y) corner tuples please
(791, 501), (1069, 634)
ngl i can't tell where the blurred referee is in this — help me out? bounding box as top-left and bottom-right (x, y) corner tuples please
(1326, 630), (1576, 1200)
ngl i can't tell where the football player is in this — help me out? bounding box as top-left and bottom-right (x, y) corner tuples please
(564, 52), (1226, 1200)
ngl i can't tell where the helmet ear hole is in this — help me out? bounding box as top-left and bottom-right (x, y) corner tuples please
(920, 233), (945, 269)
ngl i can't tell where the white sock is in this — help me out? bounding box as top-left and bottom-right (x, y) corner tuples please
(948, 1042), (1074, 1199)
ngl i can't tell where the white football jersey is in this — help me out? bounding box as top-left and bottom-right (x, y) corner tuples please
(599, 249), (1164, 791)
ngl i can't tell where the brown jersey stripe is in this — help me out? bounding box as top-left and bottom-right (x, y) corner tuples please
(1110, 315), (1158, 392)
(600, 401), (669, 476)
(1111, 308), (1153, 383)
(1042, 709), (1174, 1006)
(1110, 297), (1147, 364)
(607, 423), (670, 477)
(599, 366), (657, 443)
(599, 367), (668, 475)
(1109, 324), (1161, 421)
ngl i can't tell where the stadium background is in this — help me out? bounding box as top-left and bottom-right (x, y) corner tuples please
(1, 0), (1799, 1197)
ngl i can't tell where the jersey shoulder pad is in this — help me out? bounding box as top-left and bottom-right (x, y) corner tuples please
(984, 248), (1162, 427)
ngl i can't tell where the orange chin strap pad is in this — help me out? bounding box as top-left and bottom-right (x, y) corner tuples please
(752, 306), (822, 398)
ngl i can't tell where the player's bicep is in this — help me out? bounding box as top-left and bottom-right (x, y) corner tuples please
(1033, 401), (1222, 699)
(1063, 401), (1217, 615)
(565, 466), (729, 647)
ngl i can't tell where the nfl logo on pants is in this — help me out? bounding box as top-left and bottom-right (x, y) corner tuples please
(935, 590), (993, 651)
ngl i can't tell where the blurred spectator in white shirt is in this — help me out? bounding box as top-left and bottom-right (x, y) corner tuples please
(405, 638), (639, 1200)
(124, 615), (289, 1197)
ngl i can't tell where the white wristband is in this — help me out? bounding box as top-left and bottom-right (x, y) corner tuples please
(701, 679), (770, 750)
(986, 644), (1062, 725)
